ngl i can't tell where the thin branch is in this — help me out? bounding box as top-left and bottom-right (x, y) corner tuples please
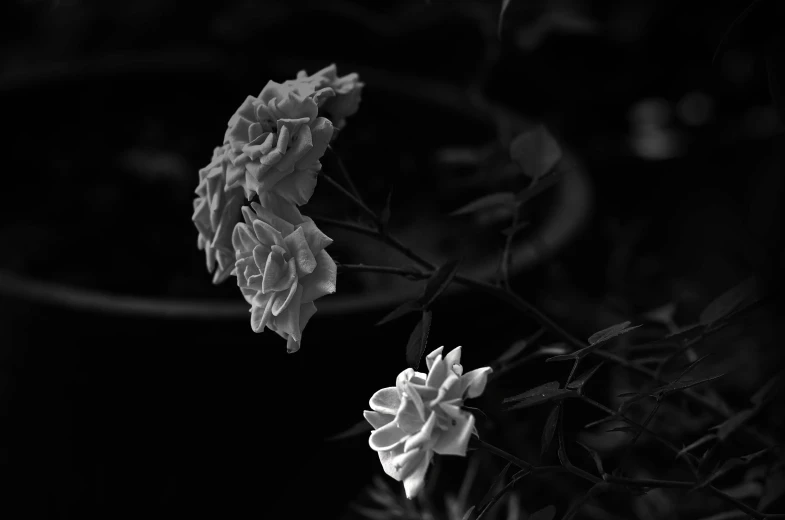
(326, 144), (365, 204)
(336, 263), (426, 279)
(318, 172), (379, 224)
(602, 474), (692, 489)
(617, 398), (663, 472)
(498, 203), (521, 291)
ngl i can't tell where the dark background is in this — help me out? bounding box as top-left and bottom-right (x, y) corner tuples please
(1, 0), (783, 518)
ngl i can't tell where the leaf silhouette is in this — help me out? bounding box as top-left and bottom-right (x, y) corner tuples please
(588, 321), (640, 345)
(576, 441), (605, 476)
(699, 276), (759, 327)
(503, 382), (576, 410)
(406, 310), (433, 370)
(375, 299), (421, 326)
(547, 323), (640, 362)
(509, 125), (562, 180)
(325, 419), (373, 442)
(541, 404), (560, 456)
(567, 362), (605, 392)
(450, 192), (516, 216)
(475, 462), (512, 517)
(419, 258), (462, 308)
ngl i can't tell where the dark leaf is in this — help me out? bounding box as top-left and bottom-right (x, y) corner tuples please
(699, 276), (759, 327)
(376, 299), (421, 326)
(476, 462), (512, 517)
(712, 408), (757, 442)
(651, 374), (726, 398)
(500, 220), (531, 237)
(676, 353), (713, 381)
(562, 483), (608, 520)
(461, 506), (475, 520)
(509, 125), (562, 180)
(419, 258), (462, 309)
(557, 433), (570, 467)
(515, 164), (565, 205)
(751, 371), (785, 406)
(606, 426), (638, 434)
(664, 323), (705, 343)
(503, 382), (576, 410)
(405, 310), (432, 370)
(617, 392), (650, 412)
(676, 434), (717, 458)
(588, 321), (640, 345)
(544, 352), (578, 363)
(496, 329), (544, 365)
(576, 441), (605, 476)
(690, 448), (773, 492)
(541, 404), (560, 456)
(697, 443), (726, 480)
(567, 362), (605, 391)
(547, 324), (640, 363)
(529, 505), (556, 520)
(325, 419), (373, 441)
(450, 192), (516, 216)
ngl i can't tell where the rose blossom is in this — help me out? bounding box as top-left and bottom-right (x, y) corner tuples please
(224, 81), (334, 205)
(232, 191), (336, 353)
(285, 64), (364, 129)
(192, 145), (245, 284)
(363, 346), (492, 498)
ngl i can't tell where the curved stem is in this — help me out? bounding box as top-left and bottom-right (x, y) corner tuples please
(336, 263), (426, 279)
(326, 145), (365, 205)
(318, 172), (379, 224)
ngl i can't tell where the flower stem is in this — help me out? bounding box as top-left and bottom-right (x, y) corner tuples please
(318, 172), (379, 225)
(326, 145), (365, 207)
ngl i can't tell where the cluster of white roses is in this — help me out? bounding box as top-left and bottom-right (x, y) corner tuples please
(192, 64), (363, 353)
(193, 64), (493, 500)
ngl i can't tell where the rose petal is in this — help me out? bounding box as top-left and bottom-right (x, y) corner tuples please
(432, 407), (474, 457)
(283, 227), (317, 277)
(299, 249), (336, 303)
(255, 193), (305, 226)
(271, 276), (298, 315)
(378, 443), (406, 480)
(425, 347), (445, 371)
(426, 354), (448, 389)
(396, 395), (426, 435)
(460, 367), (493, 399)
(250, 200), (297, 237)
(297, 301), (317, 335)
(428, 372), (461, 407)
(369, 420), (408, 452)
(250, 295), (275, 333)
(402, 449), (432, 499)
(443, 346), (463, 374)
(364, 410), (395, 430)
(369, 387), (401, 415)
(403, 381), (426, 423)
(274, 123), (313, 175)
(294, 117), (333, 170)
(232, 223), (259, 254)
(298, 217), (333, 257)
(271, 168), (318, 206)
(261, 252), (293, 294)
(270, 284), (304, 341)
(403, 411), (437, 452)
